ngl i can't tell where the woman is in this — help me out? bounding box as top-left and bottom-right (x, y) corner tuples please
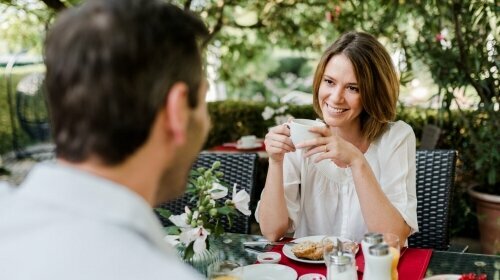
(256, 31), (418, 244)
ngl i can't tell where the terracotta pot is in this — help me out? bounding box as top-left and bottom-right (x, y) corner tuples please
(468, 185), (500, 255)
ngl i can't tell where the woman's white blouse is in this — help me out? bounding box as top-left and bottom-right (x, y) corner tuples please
(256, 121), (418, 243)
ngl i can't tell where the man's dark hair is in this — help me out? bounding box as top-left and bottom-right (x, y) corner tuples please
(44, 0), (209, 165)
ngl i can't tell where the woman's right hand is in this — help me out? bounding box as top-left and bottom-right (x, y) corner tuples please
(264, 123), (296, 162)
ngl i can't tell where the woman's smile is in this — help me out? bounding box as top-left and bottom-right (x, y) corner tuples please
(324, 102), (349, 115)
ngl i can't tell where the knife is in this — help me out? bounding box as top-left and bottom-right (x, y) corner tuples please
(243, 241), (297, 246)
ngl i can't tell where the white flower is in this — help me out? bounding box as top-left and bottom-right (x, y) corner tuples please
(275, 105), (289, 114)
(164, 235), (180, 246)
(192, 210), (199, 221)
(209, 182), (228, 200)
(231, 183), (251, 216)
(179, 226), (210, 254)
(262, 106), (275, 120)
(169, 213), (189, 228)
(440, 39), (451, 50)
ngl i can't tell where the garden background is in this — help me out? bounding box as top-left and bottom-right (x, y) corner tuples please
(0, 0), (498, 252)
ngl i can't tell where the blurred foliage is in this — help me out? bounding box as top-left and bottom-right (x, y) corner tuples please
(0, 64), (45, 156)
(403, 1), (499, 194)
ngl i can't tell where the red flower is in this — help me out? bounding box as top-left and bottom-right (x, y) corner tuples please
(459, 273), (488, 280)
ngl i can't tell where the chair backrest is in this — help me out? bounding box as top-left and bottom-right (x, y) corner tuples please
(156, 152), (259, 234)
(419, 124), (441, 149)
(408, 149), (457, 250)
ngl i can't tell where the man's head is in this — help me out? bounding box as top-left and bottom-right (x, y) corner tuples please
(44, 0), (209, 165)
(44, 0), (211, 203)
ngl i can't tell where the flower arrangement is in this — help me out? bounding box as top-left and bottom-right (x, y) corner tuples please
(262, 105), (293, 125)
(159, 161), (251, 260)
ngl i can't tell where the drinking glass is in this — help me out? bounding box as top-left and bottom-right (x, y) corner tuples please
(322, 236), (337, 267)
(383, 233), (400, 280)
(207, 260), (243, 280)
(322, 236), (356, 280)
(322, 236), (358, 260)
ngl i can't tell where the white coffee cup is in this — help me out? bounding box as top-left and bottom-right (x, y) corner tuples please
(238, 135), (257, 148)
(289, 118), (326, 146)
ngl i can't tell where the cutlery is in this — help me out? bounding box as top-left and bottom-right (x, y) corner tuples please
(243, 241), (297, 246)
(244, 247), (266, 254)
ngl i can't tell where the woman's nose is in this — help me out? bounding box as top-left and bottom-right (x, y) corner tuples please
(329, 86), (344, 103)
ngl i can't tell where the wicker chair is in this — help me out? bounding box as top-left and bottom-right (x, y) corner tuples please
(408, 149), (457, 250)
(156, 152), (259, 234)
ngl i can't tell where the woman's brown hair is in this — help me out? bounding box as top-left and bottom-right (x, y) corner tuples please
(312, 31), (399, 142)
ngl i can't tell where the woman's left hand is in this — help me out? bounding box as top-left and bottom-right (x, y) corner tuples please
(294, 126), (363, 167)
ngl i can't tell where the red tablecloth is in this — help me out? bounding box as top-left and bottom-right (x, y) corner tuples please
(210, 141), (266, 152)
(262, 244), (432, 280)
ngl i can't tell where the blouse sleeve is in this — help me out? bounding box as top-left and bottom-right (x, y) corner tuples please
(283, 151), (302, 233)
(378, 121), (419, 234)
(254, 150), (302, 232)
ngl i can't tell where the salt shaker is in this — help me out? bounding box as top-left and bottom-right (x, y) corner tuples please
(326, 254), (356, 280)
(361, 233), (383, 277)
(363, 244), (392, 280)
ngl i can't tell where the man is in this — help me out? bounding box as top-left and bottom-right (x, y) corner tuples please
(0, 0), (210, 279)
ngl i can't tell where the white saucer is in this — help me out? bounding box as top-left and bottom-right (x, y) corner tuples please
(237, 264), (297, 280)
(236, 143), (262, 150)
(424, 275), (461, 280)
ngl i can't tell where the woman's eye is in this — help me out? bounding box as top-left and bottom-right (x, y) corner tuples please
(323, 79), (334, 85)
(347, 86), (359, 92)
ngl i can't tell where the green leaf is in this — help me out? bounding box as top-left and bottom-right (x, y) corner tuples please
(155, 208), (172, 219)
(217, 206), (234, 215)
(183, 242), (195, 260)
(227, 214), (233, 228)
(164, 226), (181, 235)
(212, 161), (221, 169)
(214, 221), (224, 236)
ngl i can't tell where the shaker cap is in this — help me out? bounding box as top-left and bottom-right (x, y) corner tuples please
(330, 255), (352, 265)
(369, 244), (389, 256)
(363, 232), (383, 244)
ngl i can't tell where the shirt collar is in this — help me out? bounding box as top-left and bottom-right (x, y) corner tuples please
(19, 162), (173, 253)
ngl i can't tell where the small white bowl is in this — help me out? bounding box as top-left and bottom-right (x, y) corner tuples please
(298, 273), (326, 280)
(257, 252), (281, 264)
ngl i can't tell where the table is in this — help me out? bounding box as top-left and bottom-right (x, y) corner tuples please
(211, 233), (500, 279)
(207, 140), (268, 159)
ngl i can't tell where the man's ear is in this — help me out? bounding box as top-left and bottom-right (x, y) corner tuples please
(165, 82), (189, 145)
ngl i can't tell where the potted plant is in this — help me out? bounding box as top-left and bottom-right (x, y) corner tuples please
(156, 161), (251, 275)
(463, 104), (500, 255)
(402, 0), (499, 254)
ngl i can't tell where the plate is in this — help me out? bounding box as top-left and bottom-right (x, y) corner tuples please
(236, 143), (262, 150)
(282, 235), (357, 264)
(237, 264), (297, 280)
(424, 275), (461, 280)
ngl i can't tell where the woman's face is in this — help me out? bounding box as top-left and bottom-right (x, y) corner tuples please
(318, 54), (363, 131)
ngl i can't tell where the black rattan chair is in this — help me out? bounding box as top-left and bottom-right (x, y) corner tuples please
(408, 149), (457, 250)
(156, 152), (259, 234)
